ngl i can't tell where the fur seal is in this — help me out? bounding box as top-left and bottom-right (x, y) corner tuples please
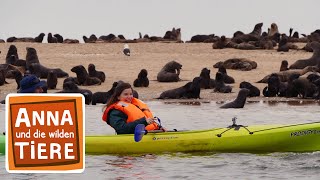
(26, 47), (40, 69)
(212, 36), (228, 49)
(29, 63), (68, 78)
(232, 23), (263, 43)
(47, 70), (58, 89)
(214, 58), (257, 71)
(6, 69), (22, 89)
(239, 81), (260, 97)
(157, 61), (182, 82)
(47, 33), (58, 43)
(257, 66), (319, 83)
(220, 89), (250, 108)
(199, 68), (215, 89)
(280, 60), (289, 71)
(88, 63), (106, 82)
(91, 82), (118, 105)
(34, 33), (45, 43)
(133, 69), (149, 87)
(5, 45), (19, 64)
(292, 77), (318, 98)
(190, 34), (215, 43)
(218, 67), (235, 84)
(268, 23), (279, 37)
(0, 69), (5, 86)
(54, 34), (64, 43)
(213, 72), (232, 93)
(158, 77), (202, 99)
(57, 81), (92, 104)
(289, 41), (320, 69)
(71, 65), (101, 86)
(63, 39), (79, 44)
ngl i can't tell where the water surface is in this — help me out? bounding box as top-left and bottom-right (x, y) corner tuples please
(0, 101), (319, 179)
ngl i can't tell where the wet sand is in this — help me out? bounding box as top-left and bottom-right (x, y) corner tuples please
(0, 42), (313, 102)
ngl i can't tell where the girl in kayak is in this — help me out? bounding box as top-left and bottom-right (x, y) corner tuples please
(102, 82), (164, 134)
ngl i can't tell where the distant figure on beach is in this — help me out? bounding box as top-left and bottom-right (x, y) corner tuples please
(123, 44), (130, 56)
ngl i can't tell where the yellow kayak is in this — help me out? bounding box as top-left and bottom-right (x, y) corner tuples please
(85, 122), (320, 155)
(1, 122), (320, 155)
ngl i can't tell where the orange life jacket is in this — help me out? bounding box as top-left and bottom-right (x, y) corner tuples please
(102, 98), (159, 131)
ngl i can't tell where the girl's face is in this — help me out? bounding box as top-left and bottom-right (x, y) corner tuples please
(118, 88), (133, 103)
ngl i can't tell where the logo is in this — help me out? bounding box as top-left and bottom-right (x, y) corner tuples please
(6, 94), (85, 173)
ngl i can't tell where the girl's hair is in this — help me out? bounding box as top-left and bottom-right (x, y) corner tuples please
(104, 82), (132, 109)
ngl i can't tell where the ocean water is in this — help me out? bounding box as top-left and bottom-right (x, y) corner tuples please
(0, 100), (320, 179)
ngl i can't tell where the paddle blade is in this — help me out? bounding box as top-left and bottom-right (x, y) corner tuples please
(134, 124), (146, 142)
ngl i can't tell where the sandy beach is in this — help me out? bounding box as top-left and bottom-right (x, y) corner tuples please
(0, 42), (312, 102)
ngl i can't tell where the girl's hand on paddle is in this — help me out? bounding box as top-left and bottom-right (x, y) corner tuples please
(146, 118), (155, 124)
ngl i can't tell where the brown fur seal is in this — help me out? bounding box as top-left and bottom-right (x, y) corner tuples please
(133, 69), (149, 87)
(29, 63), (68, 78)
(280, 60), (289, 71)
(268, 23), (279, 37)
(199, 68), (215, 89)
(63, 39), (79, 43)
(0, 69), (5, 86)
(213, 58), (257, 71)
(213, 72), (232, 93)
(91, 82), (118, 105)
(34, 33), (45, 43)
(232, 23), (263, 43)
(88, 63), (106, 82)
(158, 77), (202, 99)
(289, 41), (320, 69)
(292, 77), (318, 98)
(239, 81), (260, 97)
(5, 45), (19, 65)
(220, 89), (250, 108)
(54, 34), (64, 43)
(157, 61), (182, 82)
(47, 70), (58, 89)
(212, 36), (228, 49)
(47, 33), (58, 43)
(71, 65), (101, 86)
(257, 66), (319, 83)
(7, 69), (23, 89)
(218, 67), (235, 84)
(57, 81), (93, 104)
(26, 47), (40, 69)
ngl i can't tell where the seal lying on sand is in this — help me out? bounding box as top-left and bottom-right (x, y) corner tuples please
(239, 81), (260, 97)
(57, 81), (93, 104)
(257, 66), (319, 83)
(92, 81), (139, 105)
(29, 63), (69, 78)
(158, 77), (202, 99)
(213, 58), (257, 71)
(220, 89), (250, 108)
(157, 61), (182, 82)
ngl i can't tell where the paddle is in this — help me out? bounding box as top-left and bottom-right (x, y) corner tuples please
(134, 124), (146, 142)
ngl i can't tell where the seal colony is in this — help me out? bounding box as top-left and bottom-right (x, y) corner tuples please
(1, 23), (320, 104)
